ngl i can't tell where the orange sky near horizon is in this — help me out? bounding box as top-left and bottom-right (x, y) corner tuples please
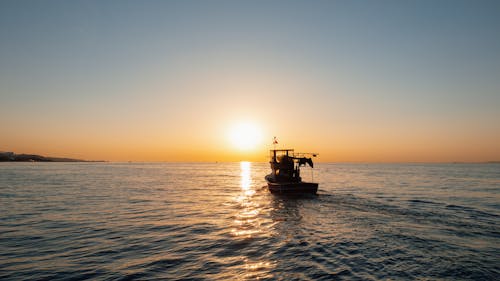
(3, 111), (499, 163)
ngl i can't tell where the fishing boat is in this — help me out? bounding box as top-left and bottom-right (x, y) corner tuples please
(265, 149), (318, 194)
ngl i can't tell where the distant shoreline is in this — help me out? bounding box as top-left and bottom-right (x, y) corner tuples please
(0, 152), (103, 162)
(1, 151), (498, 164)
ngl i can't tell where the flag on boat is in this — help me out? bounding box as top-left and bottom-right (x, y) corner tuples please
(273, 136), (278, 144)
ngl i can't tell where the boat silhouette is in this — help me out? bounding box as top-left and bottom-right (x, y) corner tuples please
(265, 149), (318, 194)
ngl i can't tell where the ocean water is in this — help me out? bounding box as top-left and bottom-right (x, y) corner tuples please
(0, 162), (499, 280)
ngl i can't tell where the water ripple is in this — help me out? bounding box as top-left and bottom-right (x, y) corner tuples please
(0, 162), (499, 280)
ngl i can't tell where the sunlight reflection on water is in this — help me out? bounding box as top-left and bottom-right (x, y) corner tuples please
(232, 162), (269, 238)
(228, 161), (276, 279)
(239, 161), (254, 198)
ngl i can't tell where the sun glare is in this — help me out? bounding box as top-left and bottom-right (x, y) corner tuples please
(228, 122), (262, 150)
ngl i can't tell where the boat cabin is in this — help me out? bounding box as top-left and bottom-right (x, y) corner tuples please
(269, 149), (314, 183)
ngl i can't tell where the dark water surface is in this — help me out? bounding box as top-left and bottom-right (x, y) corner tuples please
(1, 162), (499, 280)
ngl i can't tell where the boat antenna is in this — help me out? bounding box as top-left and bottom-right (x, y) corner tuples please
(273, 136), (278, 150)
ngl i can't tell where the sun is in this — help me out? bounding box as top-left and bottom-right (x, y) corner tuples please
(228, 122), (263, 150)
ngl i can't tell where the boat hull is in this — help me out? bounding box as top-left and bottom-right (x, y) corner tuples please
(266, 180), (318, 194)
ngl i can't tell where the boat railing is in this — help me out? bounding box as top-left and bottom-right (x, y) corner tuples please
(269, 150), (318, 164)
(293, 152), (318, 158)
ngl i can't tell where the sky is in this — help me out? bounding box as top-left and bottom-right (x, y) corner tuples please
(1, 0), (499, 162)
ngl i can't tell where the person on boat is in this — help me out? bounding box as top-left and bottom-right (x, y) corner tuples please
(273, 155), (292, 180)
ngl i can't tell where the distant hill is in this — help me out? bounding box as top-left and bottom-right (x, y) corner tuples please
(0, 151), (94, 162)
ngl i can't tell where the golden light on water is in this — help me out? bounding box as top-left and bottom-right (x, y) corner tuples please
(232, 161), (276, 278)
(232, 162), (259, 237)
(232, 161), (267, 238)
(243, 260), (275, 279)
(239, 161), (254, 197)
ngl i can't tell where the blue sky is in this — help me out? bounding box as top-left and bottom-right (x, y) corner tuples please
(1, 0), (499, 161)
